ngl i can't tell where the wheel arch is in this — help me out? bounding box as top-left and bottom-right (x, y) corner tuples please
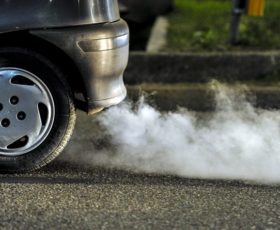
(0, 31), (88, 111)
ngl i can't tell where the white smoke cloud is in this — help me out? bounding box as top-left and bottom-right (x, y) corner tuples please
(70, 82), (280, 184)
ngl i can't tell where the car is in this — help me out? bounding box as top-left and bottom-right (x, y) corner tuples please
(0, 0), (129, 172)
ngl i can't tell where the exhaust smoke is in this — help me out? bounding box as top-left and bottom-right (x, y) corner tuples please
(71, 82), (280, 184)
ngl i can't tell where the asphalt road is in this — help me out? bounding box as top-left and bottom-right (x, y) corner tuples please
(1, 109), (280, 230)
(3, 83), (280, 230)
(1, 161), (280, 230)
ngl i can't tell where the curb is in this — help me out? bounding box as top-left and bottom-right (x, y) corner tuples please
(146, 17), (169, 53)
(127, 84), (280, 111)
(124, 52), (280, 84)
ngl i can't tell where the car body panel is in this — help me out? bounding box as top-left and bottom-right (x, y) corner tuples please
(0, 0), (129, 114)
(0, 0), (120, 33)
(30, 19), (129, 114)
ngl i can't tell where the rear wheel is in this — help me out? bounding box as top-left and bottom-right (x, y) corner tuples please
(0, 47), (76, 172)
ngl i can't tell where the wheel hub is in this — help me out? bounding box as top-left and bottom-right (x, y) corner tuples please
(0, 68), (55, 156)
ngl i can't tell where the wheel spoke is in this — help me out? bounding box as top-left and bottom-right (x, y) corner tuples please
(0, 68), (55, 156)
(11, 84), (51, 106)
(0, 135), (22, 149)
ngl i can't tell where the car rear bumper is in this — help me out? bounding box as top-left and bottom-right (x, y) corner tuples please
(30, 19), (129, 114)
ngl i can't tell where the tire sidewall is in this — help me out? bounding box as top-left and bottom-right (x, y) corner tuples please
(0, 47), (75, 172)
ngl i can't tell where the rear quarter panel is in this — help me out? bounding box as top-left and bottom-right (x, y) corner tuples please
(0, 0), (120, 32)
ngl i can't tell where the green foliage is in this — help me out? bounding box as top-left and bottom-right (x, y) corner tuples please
(165, 0), (280, 52)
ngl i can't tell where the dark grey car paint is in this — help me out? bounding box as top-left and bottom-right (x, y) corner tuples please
(31, 20), (129, 113)
(0, 0), (128, 113)
(0, 0), (120, 33)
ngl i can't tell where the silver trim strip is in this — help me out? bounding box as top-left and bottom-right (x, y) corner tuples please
(78, 34), (129, 52)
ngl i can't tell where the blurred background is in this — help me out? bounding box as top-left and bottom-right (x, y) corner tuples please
(119, 0), (280, 52)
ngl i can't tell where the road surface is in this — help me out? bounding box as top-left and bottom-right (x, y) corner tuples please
(1, 110), (280, 229)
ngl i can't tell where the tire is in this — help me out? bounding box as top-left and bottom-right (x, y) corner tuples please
(0, 47), (76, 172)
